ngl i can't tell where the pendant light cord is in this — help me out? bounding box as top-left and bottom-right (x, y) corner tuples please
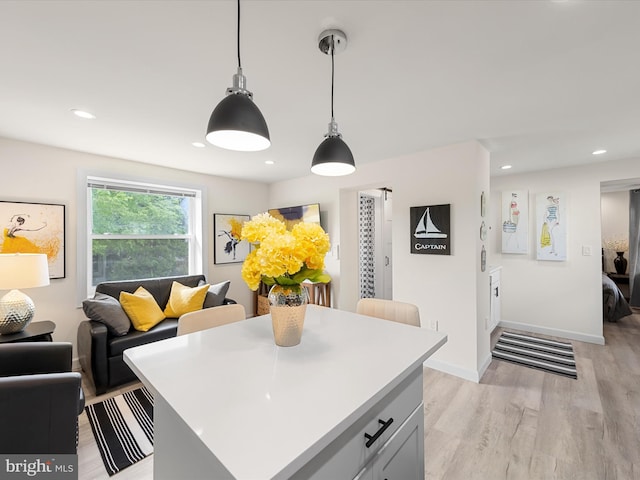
(331, 35), (335, 119)
(237, 0), (242, 69)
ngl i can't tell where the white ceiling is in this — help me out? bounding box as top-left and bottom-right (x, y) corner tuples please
(1, 0), (639, 184)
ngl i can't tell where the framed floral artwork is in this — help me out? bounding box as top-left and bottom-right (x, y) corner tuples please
(0, 200), (65, 278)
(214, 214), (250, 264)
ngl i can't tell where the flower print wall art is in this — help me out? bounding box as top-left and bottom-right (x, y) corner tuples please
(501, 190), (528, 254)
(536, 193), (567, 261)
(214, 214), (250, 264)
(0, 201), (65, 278)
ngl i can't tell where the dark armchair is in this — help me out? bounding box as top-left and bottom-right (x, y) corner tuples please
(0, 342), (84, 454)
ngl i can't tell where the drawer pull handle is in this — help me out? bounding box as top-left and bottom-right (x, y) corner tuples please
(364, 417), (394, 448)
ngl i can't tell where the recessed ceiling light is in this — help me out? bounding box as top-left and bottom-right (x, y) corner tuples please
(501, 165), (512, 170)
(71, 109), (96, 119)
(592, 149), (607, 155)
(265, 160), (275, 165)
(192, 142), (206, 148)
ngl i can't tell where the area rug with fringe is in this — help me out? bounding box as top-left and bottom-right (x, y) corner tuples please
(85, 387), (154, 476)
(492, 331), (577, 379)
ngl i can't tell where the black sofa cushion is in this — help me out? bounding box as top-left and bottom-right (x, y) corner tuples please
(108, 319), (179, 357)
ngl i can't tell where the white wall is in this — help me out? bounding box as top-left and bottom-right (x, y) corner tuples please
(270, 141), (491, 381)
(490, 156), (640, 344)
(601, 190), (629, 273)
(10, 132), (634, 380)
(0, 137), (268, 359)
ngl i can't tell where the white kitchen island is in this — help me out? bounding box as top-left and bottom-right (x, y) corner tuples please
(124, 305), (447, 480)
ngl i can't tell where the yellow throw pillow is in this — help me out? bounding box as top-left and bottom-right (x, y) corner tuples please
(164, 281), (210, 318)
(120, 287), (166, 332)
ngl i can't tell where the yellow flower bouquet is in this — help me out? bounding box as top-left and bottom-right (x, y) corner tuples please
(240, 213), (331, 290)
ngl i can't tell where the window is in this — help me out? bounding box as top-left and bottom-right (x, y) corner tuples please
(86, 177), (203, 294)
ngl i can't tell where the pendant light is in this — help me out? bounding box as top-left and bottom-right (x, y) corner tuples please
(206, 0), (270, 152)
(311, 29), (355, 176)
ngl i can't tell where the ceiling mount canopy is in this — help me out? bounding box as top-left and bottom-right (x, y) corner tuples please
(311, 29), (355, 177)
(206, 0), (270, 152)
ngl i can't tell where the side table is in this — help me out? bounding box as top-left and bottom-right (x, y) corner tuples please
(0, 320), (56, 343)
(607, 273), (630, 301)
(302, 281), (331, 307)
(255, 281), (333, 316)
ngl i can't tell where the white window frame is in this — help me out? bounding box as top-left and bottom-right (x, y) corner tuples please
(80, 174), (205, 300)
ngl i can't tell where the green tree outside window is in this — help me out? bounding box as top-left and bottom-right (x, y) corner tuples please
(90, 189), (192, 284)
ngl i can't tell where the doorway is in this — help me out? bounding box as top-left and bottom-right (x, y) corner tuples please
(358, 188), (392, 300)
(600, 178), (640, 327)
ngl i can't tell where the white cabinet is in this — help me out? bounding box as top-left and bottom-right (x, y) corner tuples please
(354, 404), (424, 480)
(300, 367), (424, 480)
(489, 267), (501, 331)
(353, 465), (374, 480)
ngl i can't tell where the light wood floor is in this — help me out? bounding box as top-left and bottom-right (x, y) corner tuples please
(425, 310), (640, 480)
(78, 309), (640, 480)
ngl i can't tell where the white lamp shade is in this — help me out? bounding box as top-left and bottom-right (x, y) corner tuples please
(0, 253), (50, 290)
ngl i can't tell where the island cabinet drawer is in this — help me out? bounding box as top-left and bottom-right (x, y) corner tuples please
(353, 403), (424, 480)
(293, 366), (423, 480)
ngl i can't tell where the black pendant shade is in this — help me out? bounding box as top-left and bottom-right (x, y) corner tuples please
(206, 92), (270, 152)
(205, 0), (270, 152)
(311, 136), (355, 176)
(312, 29), (355, 176)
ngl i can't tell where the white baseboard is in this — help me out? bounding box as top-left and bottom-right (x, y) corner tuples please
(424, 357), (486, 383)
(477, 352), (492, 380)
(498, 320), (605, 345)
(72, 357), (81, 372)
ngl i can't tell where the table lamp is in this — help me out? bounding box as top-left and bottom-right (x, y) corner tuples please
(0, 253), (50, 334)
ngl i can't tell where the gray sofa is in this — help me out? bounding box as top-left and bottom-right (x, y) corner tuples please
(77, 274), (234, 394)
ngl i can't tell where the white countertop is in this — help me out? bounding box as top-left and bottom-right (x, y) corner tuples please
(124, 305), (447, 479)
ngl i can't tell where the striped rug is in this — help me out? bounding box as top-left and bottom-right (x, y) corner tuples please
(85, 387), (154, 476)
(492, 331), (577, 379)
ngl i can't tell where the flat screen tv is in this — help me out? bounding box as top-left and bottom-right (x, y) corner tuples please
(268, 203), (321, 230)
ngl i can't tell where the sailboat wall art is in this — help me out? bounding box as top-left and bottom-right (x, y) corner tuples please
(410, 204), (450, 255)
